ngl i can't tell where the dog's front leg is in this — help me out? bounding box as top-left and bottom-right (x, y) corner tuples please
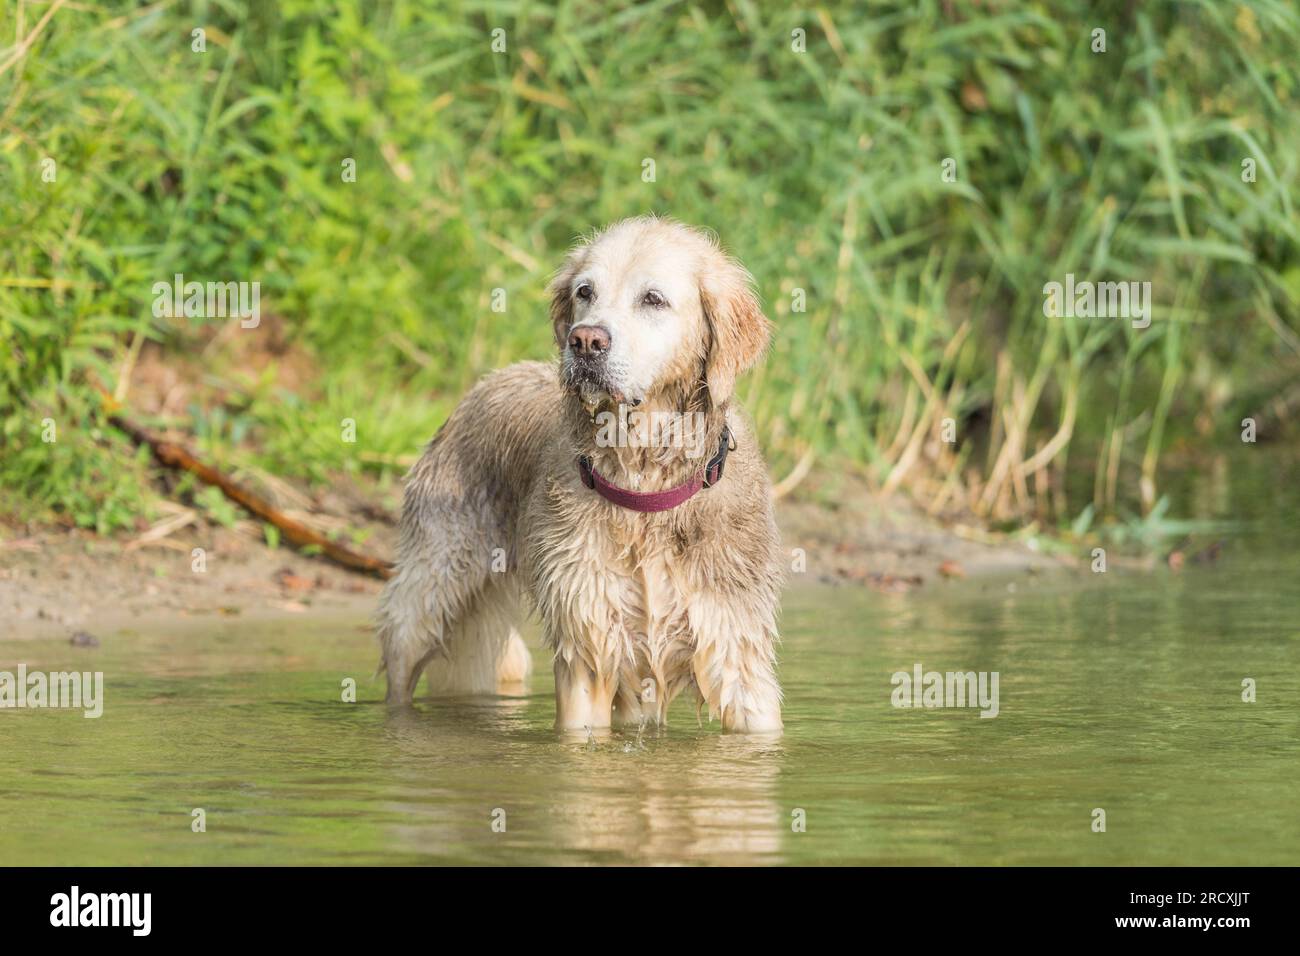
(530, 544), (627, 732)
(690, 594), (783, 734)
(611, 684), (647, 728)
(553, 654), (617, 731)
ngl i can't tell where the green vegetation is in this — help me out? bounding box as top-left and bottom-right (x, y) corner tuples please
(2, 0), (1297, 534)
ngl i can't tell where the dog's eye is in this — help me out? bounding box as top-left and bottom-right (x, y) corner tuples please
(575, 283), (594, 302)
(642, 290), (666, 308)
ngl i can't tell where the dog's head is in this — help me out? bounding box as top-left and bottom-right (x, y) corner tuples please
(549, 217), (771, 410)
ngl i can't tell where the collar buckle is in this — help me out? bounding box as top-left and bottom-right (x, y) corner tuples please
(703, 426), (732, 488)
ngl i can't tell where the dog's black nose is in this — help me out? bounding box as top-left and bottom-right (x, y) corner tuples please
(568, 325), (611, 356)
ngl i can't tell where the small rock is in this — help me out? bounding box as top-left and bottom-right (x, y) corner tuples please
(274, 567), (316, 592)
(854, 571), (923, 593)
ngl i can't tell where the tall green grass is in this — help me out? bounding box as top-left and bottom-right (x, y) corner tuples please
(2, 0), (1297, 532)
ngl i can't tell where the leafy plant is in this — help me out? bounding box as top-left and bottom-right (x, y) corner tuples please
(2, 0), (1296, 534)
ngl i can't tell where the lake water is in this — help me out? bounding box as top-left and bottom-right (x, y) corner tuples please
(2, 453), (1297, 865)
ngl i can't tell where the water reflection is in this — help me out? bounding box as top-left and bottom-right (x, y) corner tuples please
(546, 731), (784, 865)
(378, 700), (785, 864)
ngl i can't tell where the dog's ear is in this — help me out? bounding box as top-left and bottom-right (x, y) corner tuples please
(699, 252), (771, 407)
(547, 244), (586, 349)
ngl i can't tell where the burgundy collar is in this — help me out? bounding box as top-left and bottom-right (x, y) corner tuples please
(578, 427), (732, 513)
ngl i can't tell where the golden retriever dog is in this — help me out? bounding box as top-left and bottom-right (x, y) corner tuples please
(376, 217), (783, 732)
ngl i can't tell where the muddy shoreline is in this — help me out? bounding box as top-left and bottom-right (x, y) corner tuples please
(1, 482), (1066, 643)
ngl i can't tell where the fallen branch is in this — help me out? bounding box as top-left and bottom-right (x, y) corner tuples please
(107, 407), (395, 580)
